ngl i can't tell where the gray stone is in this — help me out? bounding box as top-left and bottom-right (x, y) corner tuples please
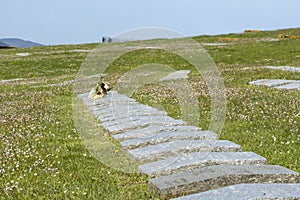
(79, 91), (136, 107)
(99, 110), (167, 123)
(91, 107), (165, 123)
(78, 90), (300, 200)
(112, 125), (202, 141)
(171, 183), (300, 200)
(101, 116), (141, 127)
(101, 115), (173, 128)
(106, 118), (187, 134)
(102, 91), (135, 102)
(149, 165), (300, 199)
(94, 106), (166, 120)
(274, 82), (300, 90)
(90, 103), (153, 116)
(121, 131), (218, 149)
(159, 70), (191, 81)
(249, 79), (295, 87)
(138, 152), (266, 177)
(129, 140), (241, 162)
(263, 66), (300, 72)
(89, 100), (139, 110)
(249, 79), (300, 91)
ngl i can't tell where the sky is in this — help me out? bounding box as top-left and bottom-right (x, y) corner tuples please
(1, 0), (299, 45)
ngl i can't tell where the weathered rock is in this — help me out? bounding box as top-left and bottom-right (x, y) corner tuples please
(249, 79), (295, 87)
(121, 130), (218, 149)
(171, 183), (300, 200)
(263, 66), (300, 72)
(129, 140), (241, 162)
(112, 125), (202, 141)
(149, 165), (300, 199)
(139, 152), (267, 177)
(159, 70), (191, 81)
(106, 118), (187, 134)
(274, 82), (300, 90)
(99, 110), (167, 123)
(249, 79), (300, 91)
(101, 115), (177, 128)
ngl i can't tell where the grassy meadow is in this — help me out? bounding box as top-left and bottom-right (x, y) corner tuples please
(0, 28), (299, 199)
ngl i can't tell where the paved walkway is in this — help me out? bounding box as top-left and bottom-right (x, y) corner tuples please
(78, 91), (300, 200)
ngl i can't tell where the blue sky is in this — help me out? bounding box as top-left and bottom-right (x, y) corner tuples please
(1, 0), (299, 45)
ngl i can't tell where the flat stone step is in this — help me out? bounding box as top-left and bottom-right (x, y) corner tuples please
(90, 102), (140, 114)
(121, 130), (218, 149)
(87, 98), (138, 108)
(149, 165), (300, 200)
(91, 104), (156, 116)
(101, 115), (177, 128)
(263, 65), (300, 72)
(99, 110), (167, 123)
(139, 152), (267, 177)
(113, 125), (202, 141)
(159, 70), (191, 81)
(96, 91), (135, 102)
(129, 140), (241, 162)
(274, 82), (300, 90)
(79, 92), (136, 106)
(106, 118), (187, 134)
(171, 183), (300, 200)
(249, 79), (296, 87)
(94, 108), (167, 122)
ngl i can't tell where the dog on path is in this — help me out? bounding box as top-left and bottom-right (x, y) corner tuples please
(89, 82), (111, 99)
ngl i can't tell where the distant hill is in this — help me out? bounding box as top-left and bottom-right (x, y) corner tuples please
(0, 41), (9, 48)
(0, 38), (43, 48)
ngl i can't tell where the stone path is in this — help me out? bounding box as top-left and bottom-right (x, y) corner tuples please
(78, 91), (300, 200)
(249, 79), (300, 91)
(172, 183), (300, 200)
(263, 65), (300, 73)
(250, 66), (300, 91)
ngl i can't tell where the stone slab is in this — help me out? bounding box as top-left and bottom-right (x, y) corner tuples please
(90, 104), (155, 115)
(159, 70), (191, 81)
(88, 101), (139, 111)
(263, 65), (300, 72)
(129, 140), (241, 162)
(101, 115), (177, 128)
(79, 91), (135, 106)
(249, 79), (295, 87)
(249, 79), (300, 91)
(121, 130), (218, 149)
(94, 107), (166, 121)
(149, 165), (300, 199)
(99, 110), (167, 123)
(139, 152), (267, 177)
(113, 125), (202, 141)
(274, 82), (300, 90)
(106, 118), (187, 134)
(171, 183), (300, 200)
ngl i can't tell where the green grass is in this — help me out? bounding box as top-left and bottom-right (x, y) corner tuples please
(1, 27), (300, 199)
